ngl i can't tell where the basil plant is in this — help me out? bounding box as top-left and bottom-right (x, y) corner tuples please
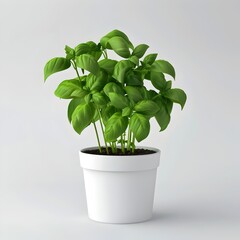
(44, 30), (187, 154)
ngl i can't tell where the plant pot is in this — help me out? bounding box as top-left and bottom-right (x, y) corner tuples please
(79, 146), (160, 224)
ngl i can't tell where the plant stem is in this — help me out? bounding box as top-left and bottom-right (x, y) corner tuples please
(93, 122), (102, 153)
(104, 50), (108, 59)
(127, 127), (131, 151)
(121, 135), (125, 154)
(97, 108), (109, 154)
(72, 60), (81, 81)
(132, 135), (136, 153)
(102, 51), (107, 59)
(123, 132), (126, 153)
(110, 142), (114, 153)
(112, 142), (117, 153)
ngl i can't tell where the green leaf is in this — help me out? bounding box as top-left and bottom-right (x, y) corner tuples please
(75, 42), (102, 60)
(86, 41), (100, 51)
(148, 90), (158, 100)
(86, 41), (102, 60)
(129, 55), (139, 66)
(72, 102), (95, 134)
(54, 80), (87, 99)
(108, 92), (129, 109)
(108, 36), (130, 58)
(155, 109), (170, 132)
(100, 29), (134, 49)
(129, 113), (150, 142)
(76, 54), (99, 75)
(132, 44), (149, 58)
(67, 98), (85, 123)
(75, 43), (91, 56)
(122, 107), (132, 117)
(154, 96), (171, 131)
(113, 60), (134, 84)
(150, 71), (167, 91)
(92, 92), (108, 106)
(125, 86), (143, 103)
(163, 88), (187, 109)
(98, 59), (118, 74)
(165, 80), (172, 91)
(92, 108), (100, 123)
(143, 53), (158, 65)
(104, 82), (125, 97)
(139, 87), (150, 99)
(84, 94), (92, 103)
(86, 71), (108, 92)
(151, 60), (175, 79)
(125, 70), (143, 86)
(102, 106), (116, 125)
(44, 57), (71, 81)
(105, 112), (128, 142)
(134, 100), (159, 116)
(65, 45), (75, 60)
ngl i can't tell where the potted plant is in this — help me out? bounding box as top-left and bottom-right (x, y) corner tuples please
(44, 29), (187, 223)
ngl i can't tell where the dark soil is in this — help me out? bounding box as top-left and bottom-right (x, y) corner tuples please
(82, 148), (156, 156)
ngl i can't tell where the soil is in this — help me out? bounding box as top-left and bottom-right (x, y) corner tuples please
(82, 148), (156, 156)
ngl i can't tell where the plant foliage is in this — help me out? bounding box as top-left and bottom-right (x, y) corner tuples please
(44, 29), (187, 154)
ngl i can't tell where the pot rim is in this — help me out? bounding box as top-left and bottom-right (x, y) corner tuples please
(80, 146), (160, 157)
(79, 146), (161, 172)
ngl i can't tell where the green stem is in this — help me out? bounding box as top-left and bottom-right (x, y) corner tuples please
(127, 127), (131, 151)
(93, 122), (102, 153)
(112, 142), (117, 153)
(72, 60), (81, 81)
(123, 132), (126, 153)
(104, 50), (108, 59)
(102, 51), (107, 59)
(110, 142), (114, 153)
(132, 135), (136, 153)
(121, 135), (124, 154)
(97, 108), (109, 154)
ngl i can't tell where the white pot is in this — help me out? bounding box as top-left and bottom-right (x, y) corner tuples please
(79, 146), (160, 224)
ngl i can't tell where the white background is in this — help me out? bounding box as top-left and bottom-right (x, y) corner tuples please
(0, 0), (240, 239)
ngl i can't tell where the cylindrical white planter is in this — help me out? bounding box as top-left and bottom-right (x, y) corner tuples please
(79, 147), (160, 224)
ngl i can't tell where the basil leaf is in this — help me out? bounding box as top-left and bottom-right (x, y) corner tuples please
(150, 71), (167, 91)
(76, 54), (99, 75)
(132, 44), (149, 58)
(67, 98), (85, 123)
(99, 59), (118, 74)
(92, 92), (108, 106)
(65, 45), (75, 60)
(151, 60), (175, 79)
(105, 112), (128, 142)
(163, 88), (187, 109)
(113, 60), (134, 84)
(122, 107), (132, 117)
(125, 70), (143, 86)
(75, 43), (91, 56)
(104, 82), (125, 97)
(100, 29), (134, 49)
(86, 71), (108, 92)
(154, 96), (172, 131)
(125, 86), (143, 103)
(54, 80), (87, 99)
(128, 55), (139, 66)
(129, 113), (150, 142)
(72, 102), (95, 134)
(108, 92), (129, 109)
(143, 53), (158, 65)
(108, 36), (130, 58)
(44, 57), (71, 81)
(102, 106), (116, 126)
(134, 100), (159, 116)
